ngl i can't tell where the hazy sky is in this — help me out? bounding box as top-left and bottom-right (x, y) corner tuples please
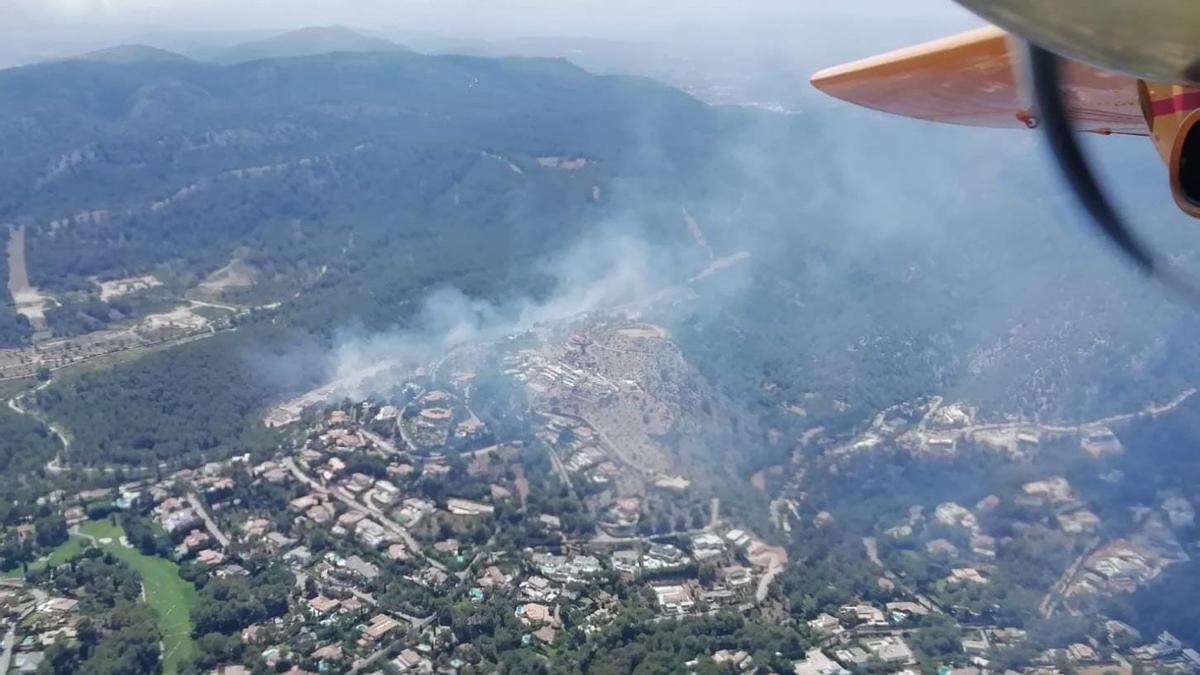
(2, 1), (981, 50)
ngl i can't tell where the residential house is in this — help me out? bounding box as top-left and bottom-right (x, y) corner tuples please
(346, 473), (374, 494)
(841, 603), (887, 626)
(242, 518), (271, 538)
(477, 566), (513, 590)
(651, 584), (695, 615)
(196, 549), (226, 566)
(329, 598), (358, 617)
(533, 626), (557, 645)
(361, 614), (401, 642)
(863, 636), (915, 665)
(344, 555), (379, 580)
(807, 613), (844, 637)
(647, 544), (685, 565)
(283, 546), (313, 566)
(394, 648), (422, 670)
(724, 529), (752, 549)
(516, 603), (553, 626)
(355, 519), (387, 549)
(886, 601), (930, 622)
(267, 530), (297, 547)
(307, 596), (340, 617)
(178, 530), (211, 556)
(713, 650), (753, 670)
(311, 643), (343, 662)
(305, 503), (335, 524)
(520, 576), (556, 603)
(833, 647), (872, 668)
(337, 511), (366, 529)
(721, 565), (753, 589)
(794, 650), (851, 675)
(612, 550), (640, 575)
(289, 494), (321, 511)
(948, 568), (988, 585)
(162, 508), (201, 535)
(447, 498), (494, 516)
(368, 481), (401, 508)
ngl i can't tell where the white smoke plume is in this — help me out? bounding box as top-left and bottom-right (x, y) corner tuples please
(324, 227), (670, 395)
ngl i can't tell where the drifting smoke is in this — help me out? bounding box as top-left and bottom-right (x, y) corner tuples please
(308, 90), (1200, 422)
(325, 226), (677, 398)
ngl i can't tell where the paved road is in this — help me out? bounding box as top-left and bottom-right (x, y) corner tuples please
(1040, 537), (1102, 617)
(544, 444), (578, 497)
(359, 428), (400, 456)
(8, 379), (71, 470)
(186, 493), (231, 549)
(755, 559), (785, 604)
(332, 486), (448, 573)
(0, 621), (16, 675)
(838, 389), (1199, 456)
(186, 298), (241, 314)
(394, 414), (418, 453)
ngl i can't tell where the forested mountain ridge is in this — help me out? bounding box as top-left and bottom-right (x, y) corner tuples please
(0, 48), (723, 295)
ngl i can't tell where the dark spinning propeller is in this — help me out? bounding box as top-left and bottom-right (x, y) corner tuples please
(1027, 43), (1200, 307)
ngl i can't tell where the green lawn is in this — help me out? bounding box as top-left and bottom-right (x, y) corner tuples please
(40, 537), (84, 568)
(78, 520), (199, 675)
(1, 536), (85, 578)
(78, 519), (124, 542)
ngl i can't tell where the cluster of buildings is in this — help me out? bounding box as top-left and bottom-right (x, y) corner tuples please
(798, 594), (1200, 675)
(0, 587), (72, 674)
(1130, 631), (1200, 672)
(504, 348), (620, 404)
(537, 412), (624, 490)
(13, 334), (1198, 675)
(887, 499), (1000, 568)
(796, 606), (926, 675)
(178, 399), (791, 671)
(1080, 542), (1160, 595)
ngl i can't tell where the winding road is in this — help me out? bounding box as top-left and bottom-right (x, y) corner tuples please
(185, 493), (231, 549)
(8, 378), (72, 470)
(836, 388), (1199, 457)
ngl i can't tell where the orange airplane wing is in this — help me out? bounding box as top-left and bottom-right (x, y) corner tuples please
(811, 26), (1148, 136)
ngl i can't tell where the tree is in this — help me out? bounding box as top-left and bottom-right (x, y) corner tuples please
(76, 618), (99, 659)
(35, 515), (68, 548)
(911, 615), (962, 662)
(43, 639), (79, 675)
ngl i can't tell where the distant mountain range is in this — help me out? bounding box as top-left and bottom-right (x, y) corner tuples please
(79, 45), (192, 64)
(51, 26), (406, 67)
(212, 26), (409, 63)
(0, 37), (728, 341)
